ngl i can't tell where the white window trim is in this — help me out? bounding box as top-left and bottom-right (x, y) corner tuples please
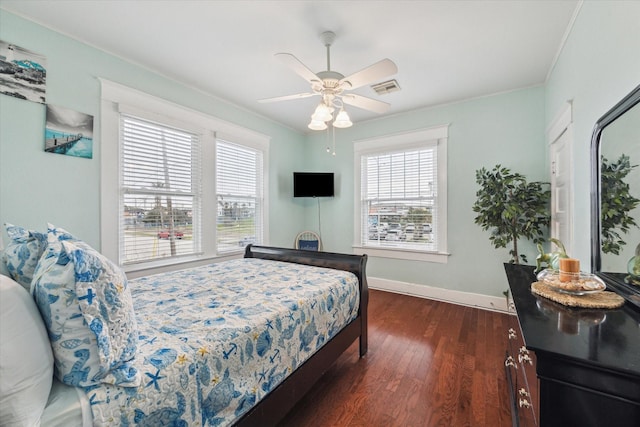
(547, 100), (574, 255)
(100, 79), (270, 273)
(352, 125), (449, 263)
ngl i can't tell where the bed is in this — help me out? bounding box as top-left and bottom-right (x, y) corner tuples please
(0, 224), (368, 427)
(238, 245), (369, 425)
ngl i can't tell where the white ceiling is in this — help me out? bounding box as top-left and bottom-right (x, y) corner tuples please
(0, 0), (579, 133)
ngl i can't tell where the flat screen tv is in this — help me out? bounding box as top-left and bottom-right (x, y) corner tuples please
(293, 172), (334, 197)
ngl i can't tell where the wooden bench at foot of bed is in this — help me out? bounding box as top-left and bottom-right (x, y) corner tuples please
(237, 245), (369, 426)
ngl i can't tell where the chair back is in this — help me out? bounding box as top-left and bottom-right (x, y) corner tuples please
(295, 231), (322, 251)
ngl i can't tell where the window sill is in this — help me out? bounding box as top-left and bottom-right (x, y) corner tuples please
(352, 245), (450, 263)
(123, 251), (242, 278)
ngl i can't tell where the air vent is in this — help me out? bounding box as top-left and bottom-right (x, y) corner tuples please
(371, 79), (401, 95)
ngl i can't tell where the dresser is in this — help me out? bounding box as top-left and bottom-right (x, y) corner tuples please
(504, 263), (640, 427)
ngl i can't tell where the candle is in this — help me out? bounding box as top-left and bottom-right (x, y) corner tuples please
(559, 258), (580, 282)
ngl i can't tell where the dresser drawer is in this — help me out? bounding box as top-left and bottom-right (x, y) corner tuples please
(506, 294), (539, 426)
(504, 263), (640, 427)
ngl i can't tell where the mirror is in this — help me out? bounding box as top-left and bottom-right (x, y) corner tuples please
(591, 84), (640, 309)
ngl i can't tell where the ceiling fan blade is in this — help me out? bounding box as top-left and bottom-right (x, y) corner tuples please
(275, 53), (321, 84)
(258, 92), (317, 103)
(342, 94), (391, 114)
(339, 58), (398, 90)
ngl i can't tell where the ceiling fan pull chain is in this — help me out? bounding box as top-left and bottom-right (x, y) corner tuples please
(332, 125), (336, 156)
(326, 127), (331, 153)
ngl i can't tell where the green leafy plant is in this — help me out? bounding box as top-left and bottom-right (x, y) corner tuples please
(601, 154), (639, 255)
(535, 238), (569, 273)
(473, 165), (550, 264)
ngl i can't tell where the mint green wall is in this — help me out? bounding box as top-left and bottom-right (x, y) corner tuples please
(545, 1), (640, 266)
(301, 1), (640, 297)
(2, 3), (638, 299)
(0, 11), (306, 249)
(305, 87), (546, 297)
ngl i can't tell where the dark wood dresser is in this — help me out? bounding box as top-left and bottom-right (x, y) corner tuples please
(504, 263), (640, 427)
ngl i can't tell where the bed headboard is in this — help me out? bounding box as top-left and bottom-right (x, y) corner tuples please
(244, 244), (368, 292)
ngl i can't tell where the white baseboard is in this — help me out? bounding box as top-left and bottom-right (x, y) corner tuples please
(368, 276), (510, 313)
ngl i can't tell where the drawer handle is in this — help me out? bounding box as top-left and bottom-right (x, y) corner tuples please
(518, 346), (533, 365)
(518, 353), (533, 365)
(508, 328), (517, 340)
(519, 398), (531, 408)
(504, 356), (515, 367)
(518, 388), (530, 398)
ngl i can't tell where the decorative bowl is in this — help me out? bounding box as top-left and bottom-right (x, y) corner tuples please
(536, 269), (606, 295)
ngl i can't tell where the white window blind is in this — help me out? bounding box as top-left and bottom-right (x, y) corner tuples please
(216, 139), (263, 252)
(120, 114), (201, 264)
(361, 144), (439, 251)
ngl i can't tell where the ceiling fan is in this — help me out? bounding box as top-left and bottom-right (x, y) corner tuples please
(258, 31), (398, 130)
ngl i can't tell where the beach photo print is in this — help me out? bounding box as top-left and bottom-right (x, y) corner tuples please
(45, 104), (94, 159)
(0, 40), (47, 104)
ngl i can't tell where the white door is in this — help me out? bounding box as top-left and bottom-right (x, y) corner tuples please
(550, 125), (573, 255)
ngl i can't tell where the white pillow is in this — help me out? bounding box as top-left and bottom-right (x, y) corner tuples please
(0, 253), (9, 277)
(0, 275), (54, 427)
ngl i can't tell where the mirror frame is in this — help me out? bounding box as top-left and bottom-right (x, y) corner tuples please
(590, 84), (640, 308)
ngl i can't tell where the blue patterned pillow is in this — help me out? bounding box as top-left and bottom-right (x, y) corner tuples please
(2, 223), (47, 290)
(32, 224), (140, 387)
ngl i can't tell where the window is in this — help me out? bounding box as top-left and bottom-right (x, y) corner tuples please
(100, 79), (269, 272)
(216, 139), (263, 253)
(120, 115), (201, 264)
(353, 126), (448, 263)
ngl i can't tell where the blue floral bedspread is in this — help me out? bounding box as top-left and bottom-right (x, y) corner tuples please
(85, 258), (360, 426)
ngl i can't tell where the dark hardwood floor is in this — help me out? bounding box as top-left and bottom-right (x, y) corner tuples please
(279, 289), (513, 427)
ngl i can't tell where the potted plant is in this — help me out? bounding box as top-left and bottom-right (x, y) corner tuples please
(472, 164), (550, 264)
(601, 154), (639, 255)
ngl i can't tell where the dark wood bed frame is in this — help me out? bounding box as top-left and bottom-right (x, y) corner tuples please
(236, 245), (369, 426)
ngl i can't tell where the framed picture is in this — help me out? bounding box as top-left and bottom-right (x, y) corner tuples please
(0, 40), (47, 104)
(45, 104), (94, 159)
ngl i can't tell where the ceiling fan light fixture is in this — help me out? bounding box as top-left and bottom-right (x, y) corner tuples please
(308, 118), (328, 131)
(311, 102), (333, 122)
(262, 30), (398, 138)
(332, 108), (353, 128)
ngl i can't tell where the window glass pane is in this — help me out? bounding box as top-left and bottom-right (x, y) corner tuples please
(122, 194), (195, 263)
(216, 139), (263, 252)
(120, 115), (200, 264)
(122, 119), (195, 194)
(361, 146), (438, 251)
